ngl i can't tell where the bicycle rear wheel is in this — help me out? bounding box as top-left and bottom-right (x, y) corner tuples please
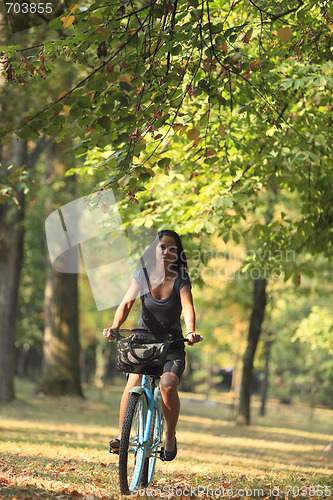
(119, 392), (147, 495)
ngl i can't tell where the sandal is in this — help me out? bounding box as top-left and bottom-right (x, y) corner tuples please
(160, 437), (177, 462)
(109, 438), (120, 455)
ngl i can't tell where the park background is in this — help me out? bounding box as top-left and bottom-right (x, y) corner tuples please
(0, 0), (333, 497)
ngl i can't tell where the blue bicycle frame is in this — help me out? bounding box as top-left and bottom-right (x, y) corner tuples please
(115, 330), (202, 494)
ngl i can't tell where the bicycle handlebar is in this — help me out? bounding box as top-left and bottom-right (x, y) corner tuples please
(108, 328), (203, 343)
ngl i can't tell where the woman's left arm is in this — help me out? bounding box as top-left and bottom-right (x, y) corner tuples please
(180, 284), (201, 344)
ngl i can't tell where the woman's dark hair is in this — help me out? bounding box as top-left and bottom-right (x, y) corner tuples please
(157, 229), (188, 273)
(138, 229), (188, 276)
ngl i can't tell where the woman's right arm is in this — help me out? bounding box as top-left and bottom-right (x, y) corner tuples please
(103, 278), (140, 340)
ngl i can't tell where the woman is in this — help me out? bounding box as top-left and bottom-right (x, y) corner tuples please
(103, 229), (201, 461)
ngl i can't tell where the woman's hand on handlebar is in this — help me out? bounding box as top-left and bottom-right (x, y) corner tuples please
(186, 332), (203, 346)
(103, 326), (118, 341)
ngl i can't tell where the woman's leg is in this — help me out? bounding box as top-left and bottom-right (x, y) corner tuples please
(118, 373), (141, 438)
(159, 371), (180, 452)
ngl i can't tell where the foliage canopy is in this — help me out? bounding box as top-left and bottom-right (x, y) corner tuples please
(2, 0), (333, 273)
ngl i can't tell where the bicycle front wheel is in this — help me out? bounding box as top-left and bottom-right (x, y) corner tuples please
(119, 392), (148, 495)
(141, 407), (164, 488)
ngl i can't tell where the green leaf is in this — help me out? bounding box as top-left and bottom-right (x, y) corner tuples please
(49, 17), (63, 30)
(158, 158), (171, 168)
(204, 220), (216, 233)
(97, 117), (111, 131)
(16, 125), (39, 140)
(119, 81), (133, 92)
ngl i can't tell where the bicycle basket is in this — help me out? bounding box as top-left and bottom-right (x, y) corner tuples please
(116, 335), (170, 377)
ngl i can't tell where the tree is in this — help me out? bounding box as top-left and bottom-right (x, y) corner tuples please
(0, 139), (26, 402)
(3, 1), (332, 235)
(36, 140), (84, 397)
(237, 278), (267, 424)
(268, 290), (333, 409)
(2, 0), (333, 415)
(0, 12), (88, 399)
(41, 267), (83, 396)
(292, 305), (333, 409)
(0, 129), (45, 402)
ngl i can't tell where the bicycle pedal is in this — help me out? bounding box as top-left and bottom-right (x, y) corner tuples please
(109, 438), (120, 455)
(109, 447), (119, 455)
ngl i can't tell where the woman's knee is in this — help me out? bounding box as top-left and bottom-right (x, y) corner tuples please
(160, 372), (179, 394)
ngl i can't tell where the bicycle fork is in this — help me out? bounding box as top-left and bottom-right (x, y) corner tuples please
(149, 387), (164, 458)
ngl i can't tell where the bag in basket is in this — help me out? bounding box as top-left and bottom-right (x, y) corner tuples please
(117, 335), (170, 376)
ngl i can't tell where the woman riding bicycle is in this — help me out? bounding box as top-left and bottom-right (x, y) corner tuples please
(103, 229), (201, 462)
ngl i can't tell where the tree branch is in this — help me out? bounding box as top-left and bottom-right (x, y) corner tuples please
(248, 0), (304, 21)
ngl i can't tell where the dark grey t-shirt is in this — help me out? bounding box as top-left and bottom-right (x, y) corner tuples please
(133, 267), (191, 349)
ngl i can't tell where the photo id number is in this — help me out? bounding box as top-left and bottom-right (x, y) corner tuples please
(285, 486), (331, 497)
(6, 3), (53, 14)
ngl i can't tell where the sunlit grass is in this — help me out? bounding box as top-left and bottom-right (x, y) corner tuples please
(0, 379), (332, 499)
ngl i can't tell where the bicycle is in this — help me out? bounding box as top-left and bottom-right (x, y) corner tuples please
(110, 328), (202, 495)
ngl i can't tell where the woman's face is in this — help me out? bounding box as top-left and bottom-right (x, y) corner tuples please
(156, 235), (178, 269)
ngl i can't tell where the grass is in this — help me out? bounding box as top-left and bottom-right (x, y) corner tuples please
(0, 378), (332, 499)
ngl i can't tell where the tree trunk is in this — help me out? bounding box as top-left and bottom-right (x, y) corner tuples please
(38, 147), (83, 397)
(0, 141), (26, 402)
(237, 278), (267, 425)
(40, 266), (83, 396)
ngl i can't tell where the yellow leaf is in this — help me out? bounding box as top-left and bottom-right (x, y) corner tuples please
(179, 125), (188, 137)
(118, 174), (130, 187)
(95, 26), (109, 36)
(117, 74), (132, 84)
(218, 124), (226, 137)
(249, 58), (261, 69)
(69, 3), (77, 12)
(149, 41), (163, 54)
(277, 26), (293, 42)
(61, 15), (75, 28)
(204, 149), (217, 157)
(187, 126), (200, 141)
(84, 126), (96, 137)
(172, 124), (183, 132)
(57, 91), (68, 100)
(220, 68), (228, 79)
(242, 29), (253, 43)
(149, 41), (158, 54)
(63, 105), (71, 113)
